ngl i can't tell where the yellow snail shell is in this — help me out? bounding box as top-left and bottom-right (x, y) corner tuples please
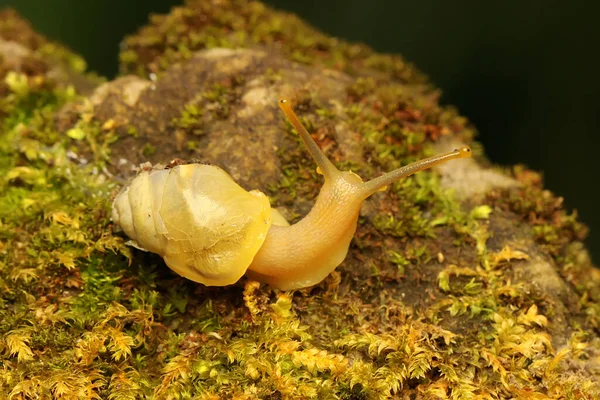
(112, 163), (272, 286)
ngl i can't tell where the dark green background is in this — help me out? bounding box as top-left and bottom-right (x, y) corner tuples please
(2, 0), (598, 262)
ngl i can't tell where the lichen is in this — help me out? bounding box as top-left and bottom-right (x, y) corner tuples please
(1, 2), (599, 400)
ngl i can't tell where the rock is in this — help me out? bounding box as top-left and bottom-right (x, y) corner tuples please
(0, 2), (598, 398)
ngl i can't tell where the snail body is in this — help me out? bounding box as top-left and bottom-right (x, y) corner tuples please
(112, 99), (471, 290)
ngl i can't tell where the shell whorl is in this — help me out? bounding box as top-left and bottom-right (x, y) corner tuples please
(111, 164), (272, 286)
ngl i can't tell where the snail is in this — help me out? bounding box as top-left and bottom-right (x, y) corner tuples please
(112, 98), (472, 290)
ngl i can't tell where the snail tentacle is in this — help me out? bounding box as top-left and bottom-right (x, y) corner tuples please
(278, 98), (342, 181)
(358, 145), (472, 199)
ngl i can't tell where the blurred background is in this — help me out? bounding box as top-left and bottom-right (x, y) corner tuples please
(2, 0), (598, 262)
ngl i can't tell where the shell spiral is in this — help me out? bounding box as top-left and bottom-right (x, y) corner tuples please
(111, 164), (272, 286)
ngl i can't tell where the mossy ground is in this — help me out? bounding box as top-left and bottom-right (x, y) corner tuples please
(1, 1), (599, 399)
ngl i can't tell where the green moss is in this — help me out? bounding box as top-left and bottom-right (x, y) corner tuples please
(38, 43), (87, 73)
(489, 172), (588, 258)
(142, 142), (157, 157)
(119, 0), (425, 84)
(203, 80), (245, 119)
(126, 124), (139, 138)
(171, 103), (205, 133)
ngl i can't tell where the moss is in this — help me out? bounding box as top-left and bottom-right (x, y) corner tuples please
(0, 9), (101, 102)
(142, 142), (157, 157)
(488, 166), (588, 259)
(171, 103), (205, 134)
(1, 3), (600, 400)
(120, 0), (424, 84)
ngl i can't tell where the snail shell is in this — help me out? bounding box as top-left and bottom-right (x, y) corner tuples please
(111, 163), (272, 286)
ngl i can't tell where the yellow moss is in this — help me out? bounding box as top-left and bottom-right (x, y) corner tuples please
(5, 329), (34, 362)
